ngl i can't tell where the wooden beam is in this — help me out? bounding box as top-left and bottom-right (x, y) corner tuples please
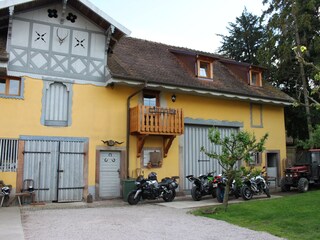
(60, 0), (68, 24)
(136, 135), (149, 158)
(163, 135), (176, 158)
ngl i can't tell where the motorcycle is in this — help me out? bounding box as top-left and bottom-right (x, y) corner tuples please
(213, 174), (241, 203)
(241, 168), (271, 200)
(127, 172), (179, 205)
(1, 186), (11, 207)
(186, 172), (216, 201)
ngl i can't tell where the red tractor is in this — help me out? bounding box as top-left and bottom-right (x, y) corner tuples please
(280, 149), (320, 193)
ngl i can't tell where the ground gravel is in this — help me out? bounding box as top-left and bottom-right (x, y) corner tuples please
(22, 204), (285, 240)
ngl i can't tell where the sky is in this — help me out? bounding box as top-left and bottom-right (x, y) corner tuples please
(90, 0), (266, 53)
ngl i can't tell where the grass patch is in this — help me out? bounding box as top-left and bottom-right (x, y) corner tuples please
(192, 191), (320, 240)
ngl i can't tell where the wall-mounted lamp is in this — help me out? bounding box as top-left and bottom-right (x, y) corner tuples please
(171, 94), (176, 102)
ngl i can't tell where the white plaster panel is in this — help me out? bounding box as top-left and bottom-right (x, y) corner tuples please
(52, 27), (70, 53)
(31, 23), (50, 51)
(15, 4), (102, 32)
(11, 20), (30, 47)
(15, 4), (61, 25)
(71, 58), (87, 74)
(90, 33), (105, 59)
(72, 30), (88, 56)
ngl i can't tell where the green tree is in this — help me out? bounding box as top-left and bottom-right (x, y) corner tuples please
(298, 125), (320, 149)
(217, 8), (266, 65)
(201, 128), (268, 211)
(262, 0), (320, 140)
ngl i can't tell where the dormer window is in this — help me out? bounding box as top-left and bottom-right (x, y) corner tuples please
(250, 70), (262, 87)
(197, 59), (212, 79)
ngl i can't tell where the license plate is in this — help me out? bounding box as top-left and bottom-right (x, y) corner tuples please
(212, 183), (217, 188)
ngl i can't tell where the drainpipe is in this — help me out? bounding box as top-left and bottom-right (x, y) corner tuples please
(126, 82), (147, 178)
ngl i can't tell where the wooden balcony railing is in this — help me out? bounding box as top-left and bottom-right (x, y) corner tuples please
(130, 104), (184, 135)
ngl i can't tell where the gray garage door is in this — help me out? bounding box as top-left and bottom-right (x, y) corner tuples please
(183, 125), (238, 191)
(23, 138), (86, 202)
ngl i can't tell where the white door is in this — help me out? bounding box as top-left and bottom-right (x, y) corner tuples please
(99, 151), (121, 198)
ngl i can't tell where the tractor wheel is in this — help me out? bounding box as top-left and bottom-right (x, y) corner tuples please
(297, 177), (309, 193)
(280, 177), (291, 192)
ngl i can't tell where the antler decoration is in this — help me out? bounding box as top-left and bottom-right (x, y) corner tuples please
(56, 28), (68, 45)
(101, 140), (124, 147)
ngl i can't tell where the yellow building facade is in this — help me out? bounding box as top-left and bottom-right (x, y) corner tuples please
(0, 0), (292, 202)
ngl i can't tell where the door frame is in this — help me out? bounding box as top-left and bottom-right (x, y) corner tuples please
(17, 136), (88, 202)
(95, 146), (126, 199)
(265, 150), (280, 186)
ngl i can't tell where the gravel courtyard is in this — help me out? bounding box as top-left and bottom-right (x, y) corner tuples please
(21, 203), (285, 240)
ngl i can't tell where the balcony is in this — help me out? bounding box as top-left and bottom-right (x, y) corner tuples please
(130, 104), (184, 157)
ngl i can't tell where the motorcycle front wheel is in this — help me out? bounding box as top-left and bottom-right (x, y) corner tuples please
(191, 186), (202, 201)
(127, 190), (140, 205)
(163, 189), (176, 202)
(241, 185), (253, 200)
(216, 186), (225, 203)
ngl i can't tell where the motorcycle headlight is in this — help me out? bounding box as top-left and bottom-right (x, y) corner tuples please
(170, 182), (178, 189)
(135, 182), (141, 187)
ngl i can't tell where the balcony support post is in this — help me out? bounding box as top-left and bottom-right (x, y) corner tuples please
(163, 135), (176, 158)
(136, 135), (149, 158)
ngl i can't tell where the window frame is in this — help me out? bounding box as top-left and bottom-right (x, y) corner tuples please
(248, 152), (262, 166)
(0, 76), (24, 99)
(142, 147), (163, 168)
(0, 138), (19, 172)
(249, 70), (262, 87)
(41, 79), (73, 127)
(197, 59), (213, 79)
(143, 90), (160, 107)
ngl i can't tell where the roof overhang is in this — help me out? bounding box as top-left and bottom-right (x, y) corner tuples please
(106, 77), (293, 106)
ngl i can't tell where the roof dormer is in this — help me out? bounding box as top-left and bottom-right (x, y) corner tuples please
(249, 67), (262, 87)
(196, 56), (214, 79)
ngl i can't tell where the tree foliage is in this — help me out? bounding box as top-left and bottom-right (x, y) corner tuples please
(262, 0), (320, 140)
(201, 128), (268, 211)
(217, 8), (266, 65)
(298, 125), (320, 149)
(218, 0), (320, 142)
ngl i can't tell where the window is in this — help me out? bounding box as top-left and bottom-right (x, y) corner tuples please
(0, 138), (18, 172)
(250, 70), (262, 86)
(0, 76), (23, 98)
(142, 148), (162, 168)
(143, 90), (159, 107)
(41, 80), (73, 127)
(197, 60), (212, 78)
(249, 152), (262, 166)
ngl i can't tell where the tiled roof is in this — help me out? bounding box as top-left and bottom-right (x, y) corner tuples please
(108, 37), (293, 104)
